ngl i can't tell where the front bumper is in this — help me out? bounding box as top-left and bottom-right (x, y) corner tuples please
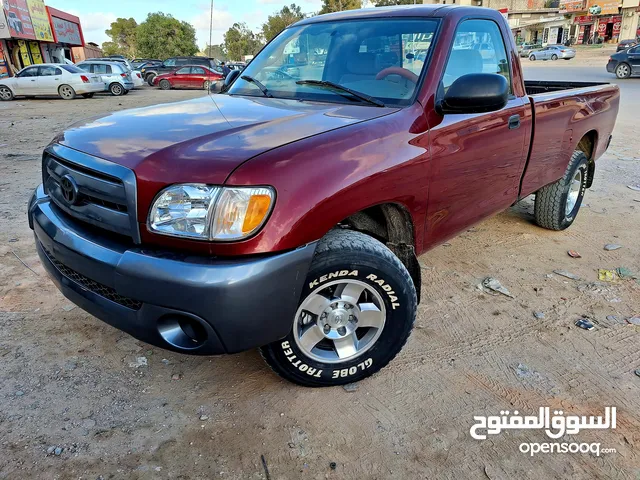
(29, 185), (316, 355)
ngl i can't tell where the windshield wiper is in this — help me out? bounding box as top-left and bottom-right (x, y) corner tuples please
(240, 75), (272, 98)
(296, 80), (385, 107)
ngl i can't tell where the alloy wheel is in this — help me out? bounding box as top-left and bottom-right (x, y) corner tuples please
(565, 169), (583, 216)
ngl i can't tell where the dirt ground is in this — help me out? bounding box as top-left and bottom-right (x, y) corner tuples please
(1, 68), (639, 480)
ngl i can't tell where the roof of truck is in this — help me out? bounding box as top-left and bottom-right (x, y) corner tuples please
(294, 4), (471, 26)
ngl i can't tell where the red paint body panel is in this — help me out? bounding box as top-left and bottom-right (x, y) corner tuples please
(153, 66), (223, 89)
(51, 5), (620, 258)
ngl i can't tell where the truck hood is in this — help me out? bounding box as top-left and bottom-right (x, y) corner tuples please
(56, 94), (398, 185)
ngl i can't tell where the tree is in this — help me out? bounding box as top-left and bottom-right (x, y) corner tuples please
(224, 23), (263, 61)
(319, 0), (361, 14)
(372, 0), (414, 5)
(103, 18), (138, 57)
(261, 4), (305, 43)
(201, 44), (227, 61)
(136, 13), (199, 59)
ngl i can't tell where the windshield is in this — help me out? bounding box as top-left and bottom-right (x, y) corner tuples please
(227, 18), (437, 107)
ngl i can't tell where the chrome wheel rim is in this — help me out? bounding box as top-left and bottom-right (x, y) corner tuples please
(60, 85), (73, 98)
(566, 170), (583, 215)
(617, 64), (629, 77)
(293, 279), (386, 364)
(0, 87), (11, 100)
(112, 84), (122, 95)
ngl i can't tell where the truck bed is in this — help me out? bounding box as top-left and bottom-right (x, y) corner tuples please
(524, 80), (609, 96)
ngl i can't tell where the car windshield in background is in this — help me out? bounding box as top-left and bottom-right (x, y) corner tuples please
(226, 18), (438, 107)
(61, 65), (85, 74)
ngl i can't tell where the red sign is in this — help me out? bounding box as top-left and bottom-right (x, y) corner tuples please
(574, 15), (596, 24)
(597, 22), (607, 35)
(3, 0), (35, 40)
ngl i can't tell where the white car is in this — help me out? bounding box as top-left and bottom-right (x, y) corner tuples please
(0, 64), (103, 101)
(131, 70), (145, 87)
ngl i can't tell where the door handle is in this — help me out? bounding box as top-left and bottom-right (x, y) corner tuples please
(31, 79), (36, 82)
(508, 114), (521, 130)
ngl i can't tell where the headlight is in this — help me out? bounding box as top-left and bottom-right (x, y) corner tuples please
(148, 184), (275, 241)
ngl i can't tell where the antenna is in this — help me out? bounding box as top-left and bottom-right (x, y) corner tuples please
(209, 0), (214, 57)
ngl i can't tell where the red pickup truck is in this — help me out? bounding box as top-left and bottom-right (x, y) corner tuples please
(29, 6), (619, 387)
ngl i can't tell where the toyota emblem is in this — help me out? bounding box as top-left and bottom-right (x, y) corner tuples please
(60, 174), (79, 205)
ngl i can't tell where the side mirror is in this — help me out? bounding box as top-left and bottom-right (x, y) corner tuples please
(224, 69), (240, 87)
(438, 73), (509, 115)
(210, 80), (225, 94)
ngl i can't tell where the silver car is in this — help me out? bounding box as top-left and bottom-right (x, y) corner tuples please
(76, 61), (135, 96)
(529, 45), (576, 61)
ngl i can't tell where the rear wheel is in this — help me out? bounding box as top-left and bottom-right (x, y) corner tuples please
(534, 150), (588, 231)
(109, 83), (124, 96)
(203, 80), (210, 90)
(159, 79), (171, 90)
(82, 93), (94, 98)
(146, 73), (157, 86)
(260, 230), (417, 387)
(0, 86), (14, 101)
(529, 55), (536, 61)
(58, 84), (76, 100)
(615, 63), (631, 79)
(551, 54), (558, 60)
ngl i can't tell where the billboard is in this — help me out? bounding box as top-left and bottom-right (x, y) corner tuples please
(26, 0), (52, 41)
(559, 0), (586, 12)
(3, 0), (35, 39)
(51, 16), (81, 45)
(586, 0), (620, 15)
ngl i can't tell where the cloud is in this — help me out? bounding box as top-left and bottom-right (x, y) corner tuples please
(67, 11), (118, 45)
(191, 1), (234, 47)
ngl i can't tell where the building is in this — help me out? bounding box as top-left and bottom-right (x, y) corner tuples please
(72, 42), (102, 62)
(1, 0), (87, 76)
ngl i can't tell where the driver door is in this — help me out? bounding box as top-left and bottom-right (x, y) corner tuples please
(172, 67), (191, 88)
(14, 66), (39, 95)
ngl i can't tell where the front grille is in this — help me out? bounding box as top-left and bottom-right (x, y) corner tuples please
(41, 244), (142, 311)
(42, 145), (140, 243)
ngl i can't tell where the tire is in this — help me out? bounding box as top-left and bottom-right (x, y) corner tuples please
(0, 86), (15, 101)
(146, 73), (157, 86)
(529, 55), (536, 61)
(551, 54), (558, 61)
(615, 63), (631, 79)
(109, 83), (124, 96)
(534, 150), (588, 231)
(260, 229), (417, 387)
(564, 58), (571, 60)
(58, 84), (76, 100)
(82, 93), (94, 98)
(159, 79), (171, 90)
(203, 80), (210, 90)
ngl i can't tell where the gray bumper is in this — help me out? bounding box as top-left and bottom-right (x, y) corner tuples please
(28, 185), (316, 355)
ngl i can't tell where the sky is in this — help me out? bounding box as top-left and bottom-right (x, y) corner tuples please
(48, 0), (327, 48)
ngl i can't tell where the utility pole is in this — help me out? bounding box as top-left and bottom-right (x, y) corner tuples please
(209, 0), (214, 57)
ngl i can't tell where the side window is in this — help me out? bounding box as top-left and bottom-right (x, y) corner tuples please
(191, 67), (205, 75)
(39, 65), (58, 76)
(175, 67), (191, 74)
(175, 59), (188, 66)
(164, 59), (176, 67)
(55, 68), (62, 75)
(18, 67), (39, 77)
(629, 46), (639, 54)
(93, 64), (107, 74)
(78, 64), (91, 72)
(443, 19), (511, 91)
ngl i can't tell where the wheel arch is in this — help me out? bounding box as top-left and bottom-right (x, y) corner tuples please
(575, 130), (598, 188)
(336, 202), (421, 303)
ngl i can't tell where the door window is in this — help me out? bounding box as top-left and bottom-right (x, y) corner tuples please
(175, 67), (191, 74)
(38, 66), (60, 76)
(443, 19), (511, 91)
(93, 64), (112, 75)
(18, 67), (39, 77)
(191, 67), (205, 75)
(175, 59), (188, 66)
(78, 64), (91, 72)
(163, 59), (176, 67)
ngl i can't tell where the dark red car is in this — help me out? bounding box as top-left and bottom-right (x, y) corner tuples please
(29, 6), (619, 387)
(153, 65), (223, 90)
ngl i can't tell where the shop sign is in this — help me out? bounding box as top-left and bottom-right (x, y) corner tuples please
(559, 0), (586, 12)
(3, 0), (35, 39)
(586, 0), (620, 15)
(28, 40), (42, 63)
(51, 16), (81, 45)
(0, 8), (11, 39)
(574, 15), (596, 23)
(26, 0), (53, 42)
(17, 39), (31, 66)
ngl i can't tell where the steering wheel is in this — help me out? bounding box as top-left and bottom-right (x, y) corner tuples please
(375, 67), (419, 84)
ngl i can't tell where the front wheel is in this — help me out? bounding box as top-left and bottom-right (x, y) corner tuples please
(534, 150), (588, 231)
(529, 55), (536, 61)
(616, 63), (631, 79)
(551, 54), (558, 60)
(0, 85), (14, 101)
(159, 79), (171, 90)
(146, 73), (157, 86)
(260, 230), (417, 387)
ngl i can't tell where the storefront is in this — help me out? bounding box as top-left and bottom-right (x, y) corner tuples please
(574, 15), (597, 43)
(45, 7), (84, 63)
(596, 14), (623, 42)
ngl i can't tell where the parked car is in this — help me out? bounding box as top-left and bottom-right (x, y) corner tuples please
(131, 70), (145, 87)
(137, 60), (162, 71)
(153, 65), (224, 90)
(28, 6), (619, 387)
(518, 43), (542, 57)
(131, 58), (162, 69)
(607, 44), (640, 78)
(529, 45), (576, 61)
(76, 60), (134, 96)
(141, 57), (217, 86)
(0, 64), (103, 101)
(616, 39), (638, 52)
(7, 11), (23, 34)
(86, 56), (133, 72)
